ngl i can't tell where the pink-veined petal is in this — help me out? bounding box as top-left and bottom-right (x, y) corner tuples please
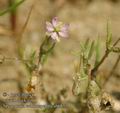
(59, 31), (68, 38)
(51, 32), (58, 39)
(46, 22), (54, 32)
(51, 32), (60, 42)
(61, 24), (69, 32)
(52, 17), (59, 27)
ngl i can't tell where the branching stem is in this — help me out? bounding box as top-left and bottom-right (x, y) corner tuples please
(104, 54), (120, 85)
(91, 37), (120, 79)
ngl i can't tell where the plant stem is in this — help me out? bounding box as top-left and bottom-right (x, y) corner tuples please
(91, 37), (120, 79)
(104, 54), (120, 85)
(9, 0), (17, 32)
(113, 37), (120, 47)
(91, 50), (110, 79)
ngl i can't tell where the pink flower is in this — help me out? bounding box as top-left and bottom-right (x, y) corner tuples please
(46, 17), (69, 42)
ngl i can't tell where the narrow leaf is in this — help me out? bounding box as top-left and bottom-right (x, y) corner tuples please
(88, 41), (95, 59)
(29, 51), (36, 64)
(106, 22), (112, 49)
(84, 38), (90, 49)
(0, 0), (25, 16)
(95, 38), (100, 67)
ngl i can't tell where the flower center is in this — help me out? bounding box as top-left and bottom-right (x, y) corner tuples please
(54, 27), (60, 33)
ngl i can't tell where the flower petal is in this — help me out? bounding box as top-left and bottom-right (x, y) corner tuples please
(51, 32), (60, 42)
(46, 22), (54, 32)
(52, 17), (59, 27)
(61, 24), (69, 32)
(59, 31), (68, 38)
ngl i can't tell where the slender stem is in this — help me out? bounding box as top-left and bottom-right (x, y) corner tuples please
(104, 54), (120, 85)
(19, 0), (35, 36)
(113, 37), (120, 47)
(91, 37), (120, 79)
(9, 0), (17, 32)
(91, 50), (110, 79)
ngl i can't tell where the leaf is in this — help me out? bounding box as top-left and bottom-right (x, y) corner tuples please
(88, 41), (95, 59)
(80, 43), (87, 60)
(84, 38), (90, 49)
(106, 22), (112, 50)
(29, 51), (36, 64)
(95, 38), (100, 67)
(84, 38), (90, 59)
(0, 0), (25, 16)
(88, 80), (101, 97)
(26, 50), (37, 73)
(72, 74), (88, 95)
(40, 54), (48, 65)
(80, 43), (85, 52)
(24, 62), (33, 74)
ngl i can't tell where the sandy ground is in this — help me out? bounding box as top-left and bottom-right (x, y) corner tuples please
(0, 0), (120, 113)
